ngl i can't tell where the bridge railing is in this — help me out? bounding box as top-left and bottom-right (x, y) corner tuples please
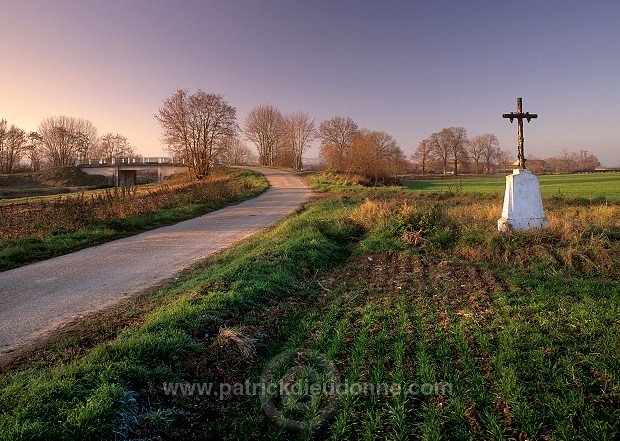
(77, 157), (185, 166)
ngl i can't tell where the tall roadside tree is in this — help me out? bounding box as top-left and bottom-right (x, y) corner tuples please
(39, 116), (98, 166)
(348, 129), (374, 176)
(0, 120), (28, 173)
(244, 105), (285, 166)
(468, 134), (499, 174)
(284, 111), (316, 170)
(156, 89), (237, 178)
(412, 138), (435, 175)
(318, 116), (359, 171)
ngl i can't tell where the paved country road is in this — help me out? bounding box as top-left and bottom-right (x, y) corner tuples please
(0, 167), (311, 362)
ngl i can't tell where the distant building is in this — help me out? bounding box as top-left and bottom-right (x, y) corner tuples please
(302, 157), (322, 166)
(594, 166), (620, 172)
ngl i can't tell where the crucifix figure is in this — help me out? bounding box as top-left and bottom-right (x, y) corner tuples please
(502, 97), (538, 169)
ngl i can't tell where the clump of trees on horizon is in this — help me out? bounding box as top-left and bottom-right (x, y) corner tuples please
(318, 116), (406, 183)
(413, 128), (501, 176)
(244, 105), (316, 171)
(412, 127), (601, 175)
(154, 89), (407, 183)
(155, 91), (318, 178)
(0, 116), (135, 174)
(538, 148), (600, 174)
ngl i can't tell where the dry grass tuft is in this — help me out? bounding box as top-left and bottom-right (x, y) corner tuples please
(402, 230), (425, 246)
(346, 193), (619, 276)
(443, 201), (501, 228)
(443, 200), (620, 275)
(216, 327), (257, 359)
(348, 198), (393, 230)
(349, 197), (433, 231)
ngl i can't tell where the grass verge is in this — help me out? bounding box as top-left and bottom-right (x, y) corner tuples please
(0, 196), (362, 439)
(0, 167), (267, 271)
(0, 173), (618, 439)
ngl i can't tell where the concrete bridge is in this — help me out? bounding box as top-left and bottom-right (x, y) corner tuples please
(77, 157), (185, 186)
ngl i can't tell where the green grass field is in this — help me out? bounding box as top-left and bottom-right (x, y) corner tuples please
(404, 173), (620, 200)
(1, 172), (618, 440)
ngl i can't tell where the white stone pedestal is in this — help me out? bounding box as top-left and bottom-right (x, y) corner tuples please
(498, 169), (546, 232)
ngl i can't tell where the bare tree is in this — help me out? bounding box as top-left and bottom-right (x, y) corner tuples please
(481, 135), (501, 174)
(411, 138), (435, 175)
(375, 130), (406, 179)
(546, 148), (600, 173)
(318, 116), (359, 171)
(557, 147), (578, 173)
(43, 125), (76, 166)
(468, 134), (499, 175)
(0, 120), (7, 172)
(467, 135), (484, 175)
(349, 130), (405, 183)
(348, 129), (374, 176)
(93, 133), (135, 159)
(156, 89), (237, 178)
(438, 127), (468, 175)
(5, 126), (27, 173)
(0, 121), (28, 173)
(220, 134), (254, 165)
(427, 132), (449, 175)
(577, 149), (600, 171)
(497, 149), (513, 172)
(39, 116), (98, 166)
(24, 132), (44, 171)
(284, 111), (316, 170)
(244, 105), (285, 166)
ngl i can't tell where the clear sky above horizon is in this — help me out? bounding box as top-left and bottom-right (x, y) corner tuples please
(1, 0), (619, 165)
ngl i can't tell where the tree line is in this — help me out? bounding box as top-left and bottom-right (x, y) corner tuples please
(411, 127), (601, 175)
(153, 90), (606, 180)
(539, 148), (600, 174)
(4, 89), (601, 180)
(156, 89), (406, 182)
(0, 116), (135, 173)
(318, 116), (406, 182)
(155, 90), (315, 178)
(412, 128), (500, 175)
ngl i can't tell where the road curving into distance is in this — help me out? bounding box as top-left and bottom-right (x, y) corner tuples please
(0, 167), (311, 362)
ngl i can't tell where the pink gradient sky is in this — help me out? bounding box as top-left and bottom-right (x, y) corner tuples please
(1, 0), (619, 165)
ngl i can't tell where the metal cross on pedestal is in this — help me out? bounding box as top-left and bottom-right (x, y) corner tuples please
(502, 97), (538, 169)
